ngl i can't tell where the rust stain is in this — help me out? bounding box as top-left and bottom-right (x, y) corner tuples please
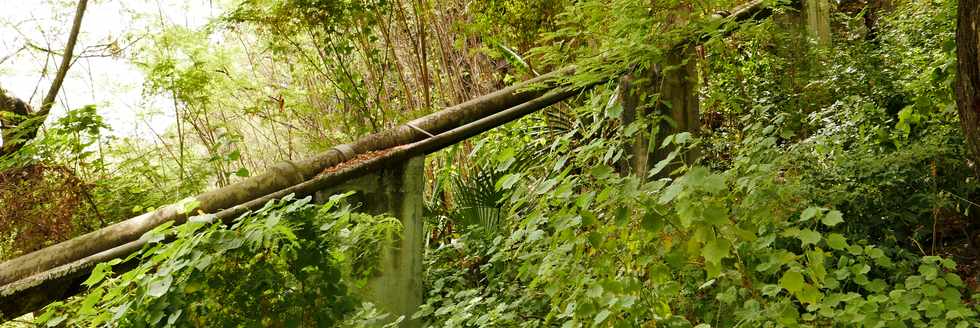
(319, 148), (395, 175)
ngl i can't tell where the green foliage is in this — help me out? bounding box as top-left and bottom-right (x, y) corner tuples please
(447, 146), (539, 235)
(36, 194), (400, 327)
(225, 0), (396, 137)
(415, 0), (980, 326)
(0, 105), (114, 258)
(0, 105), (108, 169)
(419, 116), (979, 327)
(4, 0), (979, 326)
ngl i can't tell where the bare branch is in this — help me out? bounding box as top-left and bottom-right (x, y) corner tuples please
(38, 0), (89, 117)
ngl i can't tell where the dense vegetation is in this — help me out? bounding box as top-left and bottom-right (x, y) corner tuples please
(1, 0), (979, 326)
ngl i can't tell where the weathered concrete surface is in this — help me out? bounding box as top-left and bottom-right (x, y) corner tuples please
(617, 75), (649, 178)
(804, 0), (832, 46)
(316, 156), (425, 327)
(0, 0), (782, 320)
(635, 48), (700, 179)
(0, 70), (566, 295)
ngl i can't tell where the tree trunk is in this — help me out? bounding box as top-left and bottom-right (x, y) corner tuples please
(864, 0), (890, 42)
(0, 0), (88, 157)
(957, 0), (980, 175)
(0, 91), (32, 153)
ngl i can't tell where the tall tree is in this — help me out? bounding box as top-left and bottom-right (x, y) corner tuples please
(956, 0), (980, 175)
(0, 0), (88, 157)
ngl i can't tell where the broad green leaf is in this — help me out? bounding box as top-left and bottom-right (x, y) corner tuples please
(918, 264), (939, 280)
(826, 233), (848, 250)
(946, 273), (965, 287)
(177, 197), (201, 215)
(658, 182), (683, 204)
(594, 309), (612, 325)
(83, 262), (111, 287)
(822, 210), (844, 227)
(761, 284), (781, 297)
(266, 212), (281, 228)
(642, 209), (665, 232)
(703, 238), (731, 265)
(798, 229), (821, 246)
(702, 204), (728, 225)
(649, 149), (679, 177)
(801, 207), (820, 221)
(496, 173), (521, 190)
(534, 178), (558, 195)
(708, 286), (738, 304)
(780, 270), (805, 294)
(45, 315), (67, 327)
(615, 206), (629, 225)
(590, 165), (614, 180)
(493, 147), (515, 169)
(798, 284), (821, 304)
(701, 174), (726, 194)
(35, 308), (54, 325)
(606, 102), (623, 118)
(79, 288), (105, 314)
(146, 275), (173, 298)
(866, 247), (885, 259)
(941, 258), (957, 270)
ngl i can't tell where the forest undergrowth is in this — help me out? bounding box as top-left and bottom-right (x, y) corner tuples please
(1, 0), (979, 327)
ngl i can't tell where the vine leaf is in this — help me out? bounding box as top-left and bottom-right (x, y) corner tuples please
(800, 207), (820, 221)
(798, 229), (821, 246)
(826, 233), (848, 250)
(703, 237), (731, 265)
(146, 275), (173, 298)
(822, 210), (844, 227)
(82, 262), (111, 287)
(779, 269), (805, 294)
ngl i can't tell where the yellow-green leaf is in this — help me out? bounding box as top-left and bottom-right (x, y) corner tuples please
(826, 233), (848, 250)
(780, 269), (805, 293)
(703, 238), (731, 266)
(801, 207), (820, 221)
(798, 229), (821, 246)
(822, 210), (844, 227)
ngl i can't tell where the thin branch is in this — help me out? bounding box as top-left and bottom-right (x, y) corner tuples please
(38, 0), (89, 117)
(0, 45), (26, 66)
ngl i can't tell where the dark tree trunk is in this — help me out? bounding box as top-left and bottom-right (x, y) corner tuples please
(956, 0), (980, 175)
(0, 91), (32, 154)
(864, 0), (889, 42)
(0, 0), (88, 157)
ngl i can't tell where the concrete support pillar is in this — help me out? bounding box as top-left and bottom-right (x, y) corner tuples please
(316, 156), (424, 327)
(617, 74), (649, 179)
(661, 49), (701, 137)
(804, 0), (832, 47)
(646, 48), (701, 177)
